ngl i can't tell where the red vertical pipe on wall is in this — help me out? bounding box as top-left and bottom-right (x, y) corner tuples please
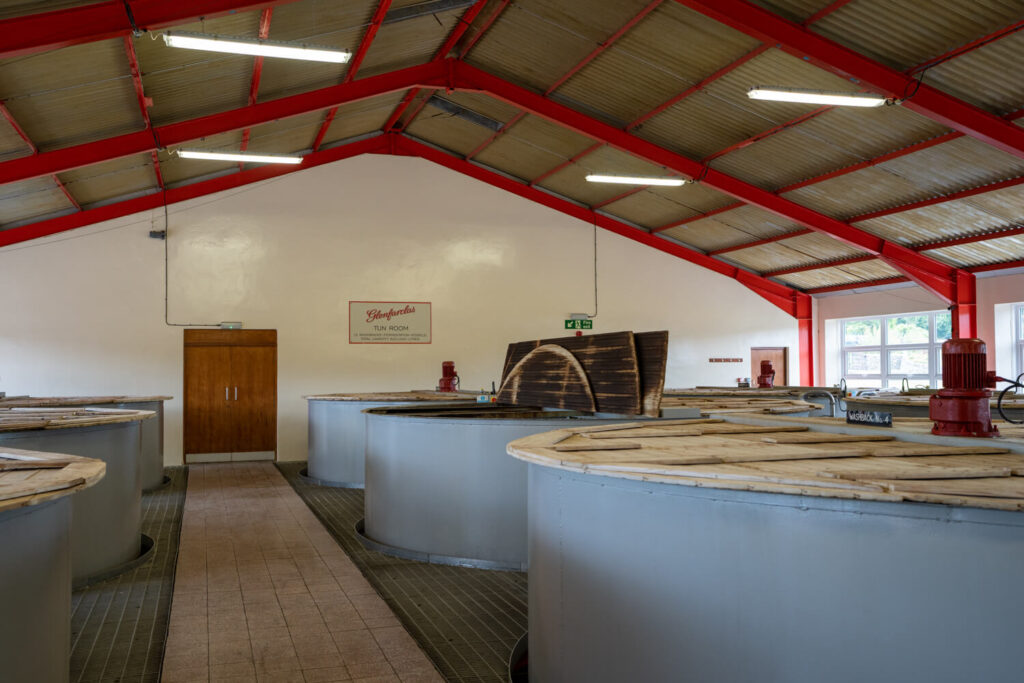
(951, 271), (977, 339)
(796, 294), (814, 385)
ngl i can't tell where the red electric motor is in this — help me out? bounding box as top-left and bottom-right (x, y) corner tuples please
(930, 338), (1000, 437)
(757, 360), (775, 389)
(438, 361), (459, 392)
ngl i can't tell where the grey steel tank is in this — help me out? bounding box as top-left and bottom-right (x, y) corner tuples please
(0, 417), (147, 586)
(0, 452), (105, 683)
(305, 392), (475, 487)
(361, 404), (683, 570)
(510, 427), (1024, 683)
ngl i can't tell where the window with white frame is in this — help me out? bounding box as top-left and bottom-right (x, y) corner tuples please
(840, 310), (951, 390)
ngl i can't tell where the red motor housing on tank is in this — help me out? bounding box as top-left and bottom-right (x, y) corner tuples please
(757, 360), (775, 389)
(438, 361), (459, 392)
(930, 338), (999, 437)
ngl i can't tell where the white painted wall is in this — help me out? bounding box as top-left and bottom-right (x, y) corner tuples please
(0, 154), (798, 463)
(816, 273), (1024, 385)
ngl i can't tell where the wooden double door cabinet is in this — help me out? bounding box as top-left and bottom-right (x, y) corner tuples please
(184, 329), (277, 462)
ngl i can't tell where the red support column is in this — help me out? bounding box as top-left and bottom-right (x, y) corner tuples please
(951, 271), (977, 339)
(796, 294), (814, 385)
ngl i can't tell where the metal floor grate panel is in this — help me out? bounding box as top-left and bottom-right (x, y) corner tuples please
(277, 462), (527, 683)
(70, 467), (188, 683)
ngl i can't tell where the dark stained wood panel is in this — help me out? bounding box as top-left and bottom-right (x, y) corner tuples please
(184, 344), (233, 454)
(184, 329), (277, 347)
(634, 330), (669, 417)
(499, 330), (668, 416)
(231, 345), (277, 452)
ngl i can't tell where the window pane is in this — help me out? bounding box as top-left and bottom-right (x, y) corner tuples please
(846, 351), (880, 374)
(849, 380), (882, 391)
(935, 312), (951, 342)
(844, 319), (880, 346)
(887, 315), (929, 344)
(936, 346), (943, 377)
(888, 349), (929, 375)
(1018, 307), (1024, 340)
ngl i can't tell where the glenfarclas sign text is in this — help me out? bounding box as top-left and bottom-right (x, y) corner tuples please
(350, 301), (431, 344)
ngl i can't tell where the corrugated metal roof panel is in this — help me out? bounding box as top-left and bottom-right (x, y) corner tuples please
(58, 154), (156, 207)
(553, 3), (760, 125)
(493, 115), (595, 165)
(712, 105), (949, 191)
(811, 0), (1024, 72)
(137, 13), (261, 126)
(778, 259), (900, 289)
(783, 166), (938, 220)
(875, 136), (1024, 198)
(600, 190), (701, 229)
(0, 177), (71, 225)
(435, 91), (521, 125)
(854, 200), (1016, 246)
(466, 0), (656, 93)
(0, 38), (143, 150)
(158, 131), (244, 186)
(924, 234), (1024, 268)
(0, 118), (30, 162)
(601, 182), (737, 228)
(320, 92), (406, 145)
(924, 30), (1024, 115)
(661, 205), (803, 252)
(474, 131), (569, 181)
(538, 145), (679, 206)
(241, 112), (325, 155)
(723, 233), (866, 272)
(636, 48), (859, 160)
(405, 110), (498, 158)
(962, 182), (1024, 221)
(359, 11), (461, 77)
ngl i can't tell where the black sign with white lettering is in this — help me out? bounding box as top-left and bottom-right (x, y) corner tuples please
(846, 409), (893, 427)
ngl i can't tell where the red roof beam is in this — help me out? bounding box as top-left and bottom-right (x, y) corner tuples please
(382, 0), (490, 132)
(0, 60), (450, 185)
(454, 61), (965, 302)
(122, 35), (165, 189)
(849, 176), (1024, 224)
(0, 0), (304, 59)
(0, 101), (81, 211)
(0, 134), (389, 248)
(456, 0), (512, 58)
(239, 7), (275, 165)
(311, 0), (392, 152)
(675, 0), (1024, 159)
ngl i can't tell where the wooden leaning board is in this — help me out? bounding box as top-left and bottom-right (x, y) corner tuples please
(506, 419), (1024, 512)
(0, 447), (106, 512)
(498, 330), (668, 416)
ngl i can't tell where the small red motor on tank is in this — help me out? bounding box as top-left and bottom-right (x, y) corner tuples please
(930, 338), (999, 437)
(757, 360), (775, 389)
(438, 361), (459, 392)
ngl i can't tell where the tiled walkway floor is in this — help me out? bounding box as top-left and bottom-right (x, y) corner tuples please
(162, 463), (442, 683)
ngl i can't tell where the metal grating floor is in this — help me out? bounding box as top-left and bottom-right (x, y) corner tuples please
(277, 462), (528, 683)
(70, 467), (188, 683)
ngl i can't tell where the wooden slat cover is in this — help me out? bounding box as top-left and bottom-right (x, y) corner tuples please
(506, 418), (1024, 512)
(0, 407), (154, 432)
(0, 447), (105, 512)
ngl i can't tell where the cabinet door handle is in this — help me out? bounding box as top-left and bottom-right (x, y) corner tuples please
(225, 387), (229, 400)
(234, 386), (238, 401)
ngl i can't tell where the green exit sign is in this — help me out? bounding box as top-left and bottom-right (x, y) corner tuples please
(565, 319), (593, 330)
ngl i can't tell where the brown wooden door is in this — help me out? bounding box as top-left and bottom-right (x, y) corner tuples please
(184, 329), (277, 459)
(751, 347), (788, 386)
(230, 344), (277, 452)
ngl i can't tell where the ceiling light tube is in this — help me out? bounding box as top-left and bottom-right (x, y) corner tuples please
(177, 150), (303, 164)
(163, 31), (351, 63)
(747, 86), (888, 107)
(586, 174), (687, 186)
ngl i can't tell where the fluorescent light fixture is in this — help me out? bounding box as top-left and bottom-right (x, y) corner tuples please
(585, 174), (686, 187)
(747, 86), (887, 107)
(177, 150), (303, 164)
(162, 31), (351, 63)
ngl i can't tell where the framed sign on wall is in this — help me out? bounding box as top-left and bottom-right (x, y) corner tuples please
(349, 301), (432, 344)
